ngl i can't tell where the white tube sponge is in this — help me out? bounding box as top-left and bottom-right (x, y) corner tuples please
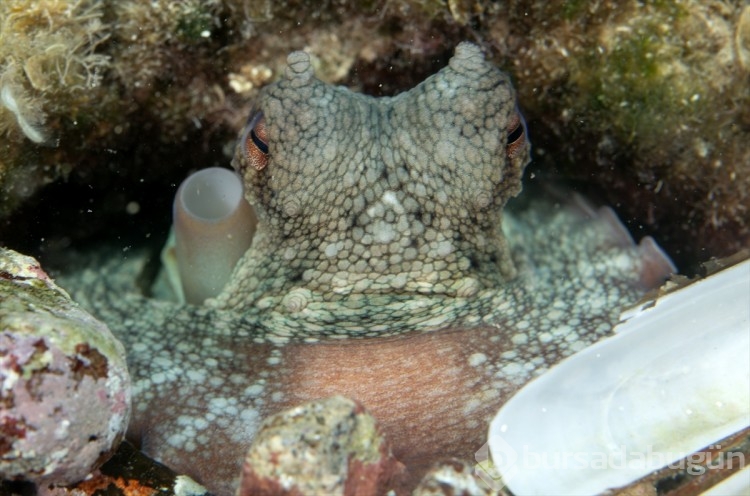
(173, 167), (256, 304)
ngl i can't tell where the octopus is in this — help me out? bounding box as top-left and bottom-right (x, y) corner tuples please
(58, 43), (674, 494)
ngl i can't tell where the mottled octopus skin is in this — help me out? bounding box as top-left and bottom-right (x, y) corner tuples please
(60, 43), (671, 494)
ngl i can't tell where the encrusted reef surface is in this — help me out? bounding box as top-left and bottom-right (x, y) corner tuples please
(0, 247), (130, 488)
(0, 0), (748, 268)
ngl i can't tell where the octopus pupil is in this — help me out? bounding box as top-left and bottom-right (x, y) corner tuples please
(251, 128), (269, 154)
(506, 123), (524, 145)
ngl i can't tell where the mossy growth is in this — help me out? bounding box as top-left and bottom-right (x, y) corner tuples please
(0, 0), (117, 217)
(174, 3), (218, 43)
(108, 0), (225, 90)
(508, 0), (749, 265)
(0, 0), (111, 144)
(570, 3), (697, 144)
(561, 0), (587, 20)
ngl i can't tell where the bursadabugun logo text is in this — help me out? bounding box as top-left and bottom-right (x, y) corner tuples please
(474, 439), (746, 491)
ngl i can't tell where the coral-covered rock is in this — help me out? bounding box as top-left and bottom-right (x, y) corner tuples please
(412, 459), (495, 496)
(238, 396), (404, 496)
(502, 1), (750, 268)
(0, 247), (130, 488)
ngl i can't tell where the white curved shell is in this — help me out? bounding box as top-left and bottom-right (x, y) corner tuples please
(488, 259), (750, 495)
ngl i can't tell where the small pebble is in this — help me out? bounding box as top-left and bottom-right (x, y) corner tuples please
(239, 395), (404, 496)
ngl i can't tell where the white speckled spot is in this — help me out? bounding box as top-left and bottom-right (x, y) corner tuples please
(240, 408), (259, 423)
(538, 331), (553, 344)
(468, 352), (487, 367)
(267, 355), (281, 366)
(501, 350), (517, 360)
(208, 397), (229, 418)
(186, 369), (205, 382)
(373, 220), (395, 244)
(167, 432), (186, 448)
(244, 383), (264, 396)
(546, 309), (564, 321)
(132, 342), (147, 353)
(436, 240), (454, 257)
(551, 325), (572, 337)
(501, 362), (524, 377)
(324, 243), (339, 258)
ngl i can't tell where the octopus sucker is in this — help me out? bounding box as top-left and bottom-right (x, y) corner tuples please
(43, 43), (677, 494)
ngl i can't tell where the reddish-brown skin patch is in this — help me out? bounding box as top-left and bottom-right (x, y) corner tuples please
(278, 326), (514, 490)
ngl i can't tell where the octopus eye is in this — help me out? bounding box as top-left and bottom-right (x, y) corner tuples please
(243, 111), (268, 171)
(505, 109), (527, 159)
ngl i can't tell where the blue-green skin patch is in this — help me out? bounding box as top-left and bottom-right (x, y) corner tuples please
(61, 43), (664, 494)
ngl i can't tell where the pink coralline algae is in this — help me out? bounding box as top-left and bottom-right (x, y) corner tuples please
(0, 247), (131, 489)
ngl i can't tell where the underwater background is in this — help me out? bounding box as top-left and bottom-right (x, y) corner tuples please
(1, 1), (749, 495)
(0, 0), (748, 269)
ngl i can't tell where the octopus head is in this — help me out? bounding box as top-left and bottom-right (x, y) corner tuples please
(164, 44), (531, 332)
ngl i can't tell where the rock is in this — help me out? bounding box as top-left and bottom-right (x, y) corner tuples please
(412, 459), (496, 496)
(0, 248), (131, 488)
(238, 396), (404, 496)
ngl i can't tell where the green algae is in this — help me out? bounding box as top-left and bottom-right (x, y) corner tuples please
(570, 3), (695, 142)
(0, 0), (111, 137)
(561, 0), (586, 20)
(175, 5), (216, 43)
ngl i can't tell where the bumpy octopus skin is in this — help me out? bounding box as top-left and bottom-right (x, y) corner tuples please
(62, 43), (672, 494)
